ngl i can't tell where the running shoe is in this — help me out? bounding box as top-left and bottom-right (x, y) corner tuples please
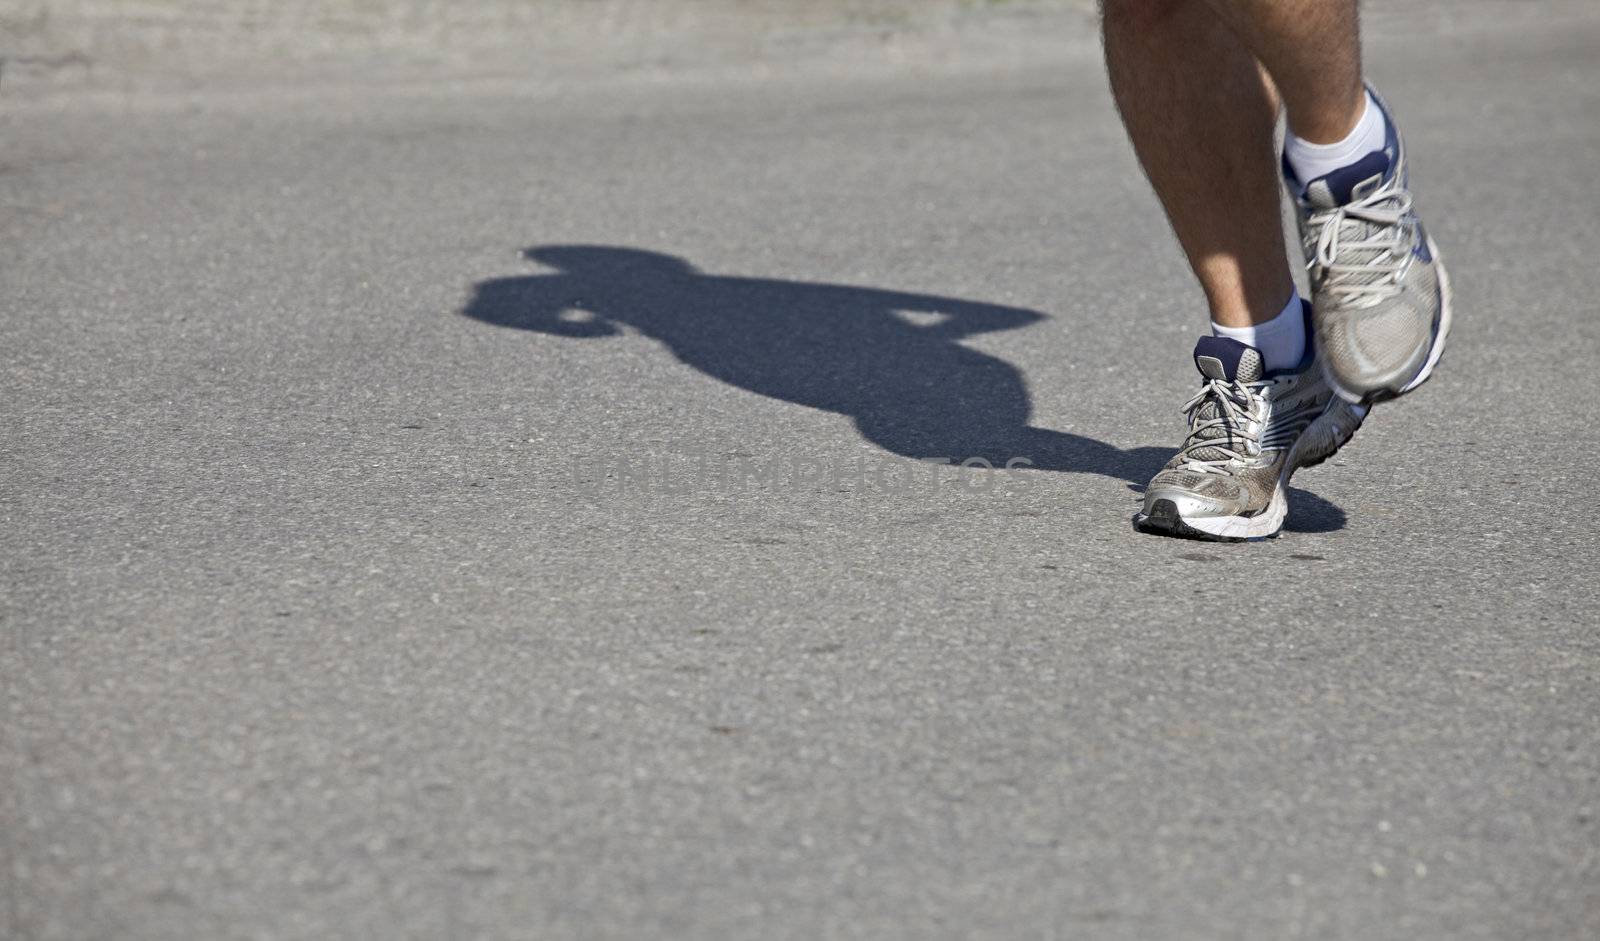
(1135, 316), (1367, 541)
(1290, 86), (1453, 404)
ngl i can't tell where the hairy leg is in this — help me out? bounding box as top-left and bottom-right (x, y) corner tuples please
(1201, 0), (1364, 144)
(1102, 0), (1293, 328)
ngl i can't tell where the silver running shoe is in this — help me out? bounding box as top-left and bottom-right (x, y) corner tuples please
(1293, 86), (1453, 404)
(1135, 326), (1367, 542)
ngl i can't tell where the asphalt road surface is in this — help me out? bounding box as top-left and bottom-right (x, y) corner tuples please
(5, 6), (1599, 939)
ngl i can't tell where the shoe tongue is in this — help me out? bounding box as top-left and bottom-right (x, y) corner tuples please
(1300, 149), (1395, 209)
(1194, 335), (1264, 383)
(1187, 336), (1261, 463)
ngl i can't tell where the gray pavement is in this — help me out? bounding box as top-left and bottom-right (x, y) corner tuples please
(4, 4), (1600, 938)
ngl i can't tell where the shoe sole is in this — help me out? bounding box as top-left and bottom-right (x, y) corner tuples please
(1132, 400), (1368, 542)
(1327, 234), (1454, 406)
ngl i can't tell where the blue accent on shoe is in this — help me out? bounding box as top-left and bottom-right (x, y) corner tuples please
(1414, 223), (1433, 261)
(1193, 335), (1252, 382)
(1307, 150), (1394, 206)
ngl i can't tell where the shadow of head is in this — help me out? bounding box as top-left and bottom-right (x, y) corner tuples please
(462, 246), (696, 338)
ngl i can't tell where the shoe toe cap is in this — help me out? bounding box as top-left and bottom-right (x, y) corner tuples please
(1321, 304), (1432, 394)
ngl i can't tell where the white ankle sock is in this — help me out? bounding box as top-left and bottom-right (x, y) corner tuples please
(1285, 89), (1387, 184)
(1212, 294), (1306, 373)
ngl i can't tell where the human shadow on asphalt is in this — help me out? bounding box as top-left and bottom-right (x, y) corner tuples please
(460, 246), (1344, 531)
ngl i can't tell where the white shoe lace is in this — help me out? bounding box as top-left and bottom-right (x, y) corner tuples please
(1310, 187), (1417, 307)
(1176, 377), (1267, 476)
